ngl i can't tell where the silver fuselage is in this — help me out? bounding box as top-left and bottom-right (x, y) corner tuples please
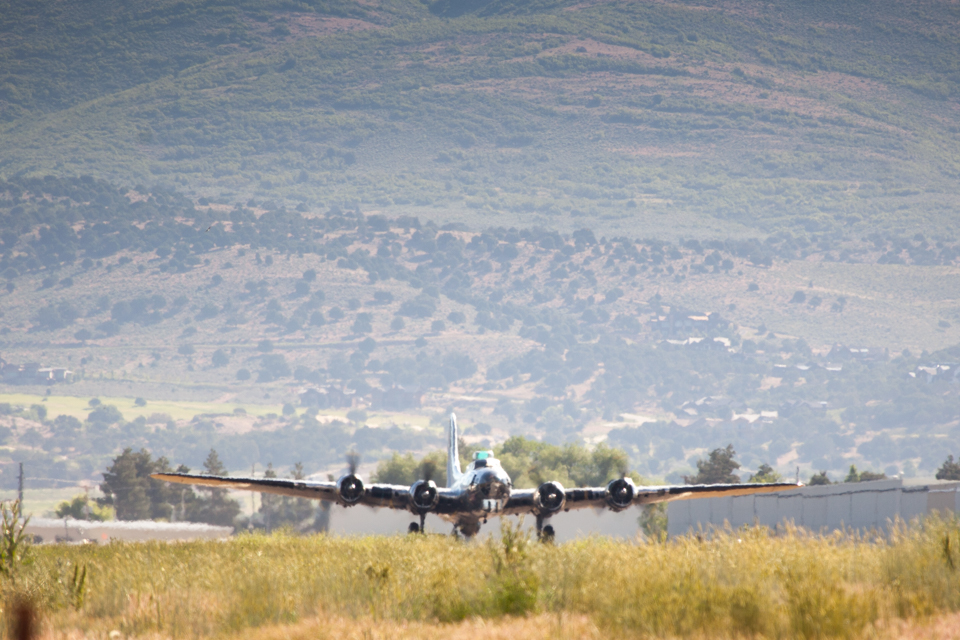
(447, 458), (512, 519)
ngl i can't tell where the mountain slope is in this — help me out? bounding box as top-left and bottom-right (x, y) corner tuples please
(1, 178), (958, 486)
(1, 0), (959, 237)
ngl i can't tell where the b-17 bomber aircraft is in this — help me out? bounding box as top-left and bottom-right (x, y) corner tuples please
(153, 414), (802, 538)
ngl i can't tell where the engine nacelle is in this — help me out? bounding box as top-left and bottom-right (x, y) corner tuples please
(605, 477), (636, 511)
(533, 481), (566, 515)
(409, 479), (439, 512)
(337, 473), (364, 505)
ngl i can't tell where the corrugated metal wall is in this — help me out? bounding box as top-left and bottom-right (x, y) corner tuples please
(668, 480), (960, 537)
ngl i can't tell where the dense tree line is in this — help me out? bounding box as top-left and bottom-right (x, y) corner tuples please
(93, 447), (332, 531)
(373, 436), (634, 490)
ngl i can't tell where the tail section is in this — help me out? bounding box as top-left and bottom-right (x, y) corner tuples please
(447, 412), (462, 488)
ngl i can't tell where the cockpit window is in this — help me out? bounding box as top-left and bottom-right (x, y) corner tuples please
(474, 459), (488, 468)
(473, 451), (493, 460)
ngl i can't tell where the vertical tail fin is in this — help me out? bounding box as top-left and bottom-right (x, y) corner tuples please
(447, 412), (462, 488)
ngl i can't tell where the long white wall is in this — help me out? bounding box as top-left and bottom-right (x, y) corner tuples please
(668, 479), (960, 537)
(26, 518), (232, 543)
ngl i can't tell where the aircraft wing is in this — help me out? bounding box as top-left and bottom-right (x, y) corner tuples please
(503, 481), (802, 515)
(151, 472), (425, 510)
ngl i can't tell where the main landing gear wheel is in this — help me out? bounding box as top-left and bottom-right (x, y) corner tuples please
(410, 513), (427, 534)
(536, 515), (555, 543)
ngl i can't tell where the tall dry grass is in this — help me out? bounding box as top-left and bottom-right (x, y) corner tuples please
(10, 516), (960, 639)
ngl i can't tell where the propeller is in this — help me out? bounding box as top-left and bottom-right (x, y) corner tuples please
(419, 459), (436, 483)
(411, 459), (440, 526)
(338, 452), (364, 505)
(346, 451), (360, 476)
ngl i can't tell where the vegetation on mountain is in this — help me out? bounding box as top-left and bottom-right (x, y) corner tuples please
(1, 0), (960, 238)
(1, 0), (960, 492)
(0, 184), (958, 488)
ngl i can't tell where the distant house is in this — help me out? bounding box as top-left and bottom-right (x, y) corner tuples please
(51, 368), (73, 382)
(651, 309), (727, 337)
(0, 357), (72, 385)
(672, 336), (730, 351)
(827, 344), (889, 362)
(909, 363), (960, 384)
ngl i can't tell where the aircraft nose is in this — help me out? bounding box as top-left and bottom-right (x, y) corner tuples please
(478, 470), (510, 499)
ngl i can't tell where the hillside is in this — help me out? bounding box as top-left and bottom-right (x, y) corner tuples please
(0, 0), (959, 493)
(1, 0), (959, 238)
(0, 177), (958, 491)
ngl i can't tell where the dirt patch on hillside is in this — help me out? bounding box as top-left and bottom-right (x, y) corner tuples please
(244, 13), (380, 41)
(287, 14), (380, 36)
(610, 145), (701, 157)
(550, 39), (684, 66)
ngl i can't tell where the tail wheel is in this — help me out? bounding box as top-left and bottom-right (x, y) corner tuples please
(408, 522), (420, 534)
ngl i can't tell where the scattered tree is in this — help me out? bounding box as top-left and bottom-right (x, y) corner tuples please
(55, 495), (110, 521)
(685, 445), (740, 484)
(808, 471), (833, 485)
(212, 349), (229, 367)
(374, 451), (448, 486)
(935, 455), (960, 481)
(185, 449), (240, 527)
(748, 463), (782, 484)
(351, 312), (373, 334)
(844, 464), (886, 483)
(639, 503), (667, 541)
(88, 404), (123, 426)
(99, 449), (177, 520)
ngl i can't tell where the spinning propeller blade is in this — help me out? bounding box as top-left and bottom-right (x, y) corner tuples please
(420, 459), (436, 483)
(346, 451), (360, 475)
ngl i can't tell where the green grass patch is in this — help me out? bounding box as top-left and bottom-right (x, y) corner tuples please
(0, 393), (295, 422)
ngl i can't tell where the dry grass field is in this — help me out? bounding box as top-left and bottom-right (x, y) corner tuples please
(10, 516), (960, 640)
(35, 611), (960, 640)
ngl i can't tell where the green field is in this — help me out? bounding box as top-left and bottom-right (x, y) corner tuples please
(0, 393), (301, 422)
